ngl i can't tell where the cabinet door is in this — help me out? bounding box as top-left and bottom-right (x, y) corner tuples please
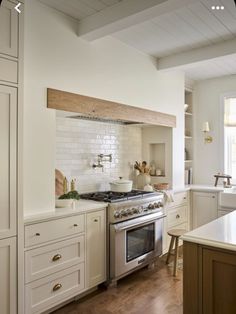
(0, 85), (17, 239)
(0, 237), (17, 314)
(86, 210), (106, 288)
(202, 248), (236, 314)
(192, 192), (217, 229)
(0, 0), (18, 57)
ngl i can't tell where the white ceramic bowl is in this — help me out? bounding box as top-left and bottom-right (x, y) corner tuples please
(55, 199), (73, 208)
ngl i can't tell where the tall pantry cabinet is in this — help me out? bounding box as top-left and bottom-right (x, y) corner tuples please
(0, 1), (24, 313)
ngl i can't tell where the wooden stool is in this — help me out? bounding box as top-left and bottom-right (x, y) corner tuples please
(166, 229), (186, 276)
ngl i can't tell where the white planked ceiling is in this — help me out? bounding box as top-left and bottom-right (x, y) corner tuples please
(113, 0), (236, 58)
(182, 54), (236, 81)
(112, 0), (236, 80)
(39, 0), (123, 20)
(38, 0), (236, 80)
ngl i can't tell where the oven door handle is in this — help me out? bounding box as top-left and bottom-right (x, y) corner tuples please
(114, 213), (166, 232)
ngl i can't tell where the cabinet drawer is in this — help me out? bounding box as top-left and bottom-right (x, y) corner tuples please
(25, 236), (85, 283)
(168, 205), (187, 228)
(25, 264), (84, 314)
(168, 191), (188, 208)
(25, 215), (85, 247)
(0, 57), (17, 83)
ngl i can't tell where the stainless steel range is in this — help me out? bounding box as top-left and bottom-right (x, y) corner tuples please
(80, 190), (165, 284)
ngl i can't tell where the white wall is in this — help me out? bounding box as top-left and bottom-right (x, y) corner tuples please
(193, 75), (236, 185)
(24, 0), (185, 214)
(56, 117), (142, 193)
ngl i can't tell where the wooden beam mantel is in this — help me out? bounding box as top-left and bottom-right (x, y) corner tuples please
(47, 88), (176, 128)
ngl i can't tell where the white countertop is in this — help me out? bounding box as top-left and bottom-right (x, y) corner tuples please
(171, 185), (224, 194)
(23, 185), (225, 224)
(24, 199), (108, 225)
(182, 210), (236, 251)
(188, 184), (224, 192)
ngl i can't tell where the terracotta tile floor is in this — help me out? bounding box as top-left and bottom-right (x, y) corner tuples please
(52, 255), (183, 314)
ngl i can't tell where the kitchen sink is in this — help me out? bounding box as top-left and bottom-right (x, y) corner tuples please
(219, 188), (236, 208)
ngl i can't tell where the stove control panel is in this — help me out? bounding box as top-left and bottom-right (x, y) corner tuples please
(113, 200), (164, 220)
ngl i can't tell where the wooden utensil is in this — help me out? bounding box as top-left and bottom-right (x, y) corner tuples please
(55, 169), (64, 196)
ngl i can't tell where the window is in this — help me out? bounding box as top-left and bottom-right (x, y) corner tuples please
(224, 97), (236, 182)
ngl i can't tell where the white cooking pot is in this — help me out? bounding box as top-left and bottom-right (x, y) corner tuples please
(109, 178), (133, 192)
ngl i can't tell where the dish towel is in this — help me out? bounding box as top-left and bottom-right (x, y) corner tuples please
(155, 189), (174, 204)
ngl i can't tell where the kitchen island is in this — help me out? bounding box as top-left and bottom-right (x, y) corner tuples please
(182, 210), (236, 314)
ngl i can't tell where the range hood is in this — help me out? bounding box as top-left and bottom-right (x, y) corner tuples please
(48, 88), (176, 128)
(69, 115), (144, 125)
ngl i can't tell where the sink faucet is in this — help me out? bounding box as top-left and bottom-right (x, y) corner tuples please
(92, 153), (112, 172)
(92, 159), (104, 171)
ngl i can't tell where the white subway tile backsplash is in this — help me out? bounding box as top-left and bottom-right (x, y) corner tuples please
(56, 118), (142, 193)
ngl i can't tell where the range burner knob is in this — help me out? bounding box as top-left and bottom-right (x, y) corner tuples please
(148, 203), (155, 210)
(127, 208), (133, 215)
(132, 207), (139, 214)
(158, 201), (163, 207)
(121, 209), (129, 217)
(114, 211), (121, 219)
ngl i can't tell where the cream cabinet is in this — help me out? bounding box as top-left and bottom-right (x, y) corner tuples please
(0, 57), (18, 84)
(24, 214), (85, 247)
(0, 237), (17, 314)
(0, 85), (17, 240)
(192, 192), (218, 229)
(25, 264), (85, 314)
(0, 0), (18, 58)
(24, 208), (107, 313)
(86, 210), (106, 288)
(24, 214), (86, 314)
(163, 191), (190, 253)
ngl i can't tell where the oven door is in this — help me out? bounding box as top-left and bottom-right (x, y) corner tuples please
(110, 212), (165, 279)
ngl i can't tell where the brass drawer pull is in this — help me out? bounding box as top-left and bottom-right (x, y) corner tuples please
(53, 283), (62, 292)
(73, 224), (78, 227)
(94, 219), (98, 222)
(52, 254), (62, 262)
(35, 233), (40, 236)
(176, 214), (180, 219)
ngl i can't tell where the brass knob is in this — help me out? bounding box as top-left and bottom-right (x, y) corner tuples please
(53, 283), (62, 292)
(94, 219), (98, 222)
(176, 214), (180, 219)
(73, 224), (78, 227)
(52, 254), (62, 262)
(35, 233), (40, 236)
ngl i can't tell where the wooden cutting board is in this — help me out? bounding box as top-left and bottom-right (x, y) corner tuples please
(55, 169), (64, 196)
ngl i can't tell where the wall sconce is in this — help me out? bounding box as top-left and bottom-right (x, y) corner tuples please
(202, 122), (213, 143)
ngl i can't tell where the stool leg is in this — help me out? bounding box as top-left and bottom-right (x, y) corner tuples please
(166, 236), (175, 265)
(173, 237), (179, 276)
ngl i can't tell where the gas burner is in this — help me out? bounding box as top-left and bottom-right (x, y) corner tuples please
(80, 190), (158, 203)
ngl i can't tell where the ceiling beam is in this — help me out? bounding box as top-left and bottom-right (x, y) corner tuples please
(157, 38), (236, 71)
(78, 0), (196, 41)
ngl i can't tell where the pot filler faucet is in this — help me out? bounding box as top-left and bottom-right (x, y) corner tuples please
(92, 154), (112, 171)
